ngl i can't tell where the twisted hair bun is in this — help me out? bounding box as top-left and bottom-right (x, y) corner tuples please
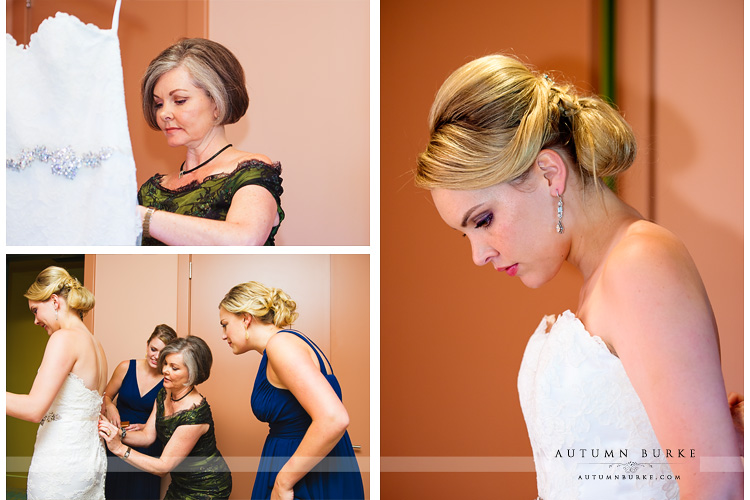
(416, 54), (636, 190)
(24, 266), (95, 316)
(220, 281), (298, 328)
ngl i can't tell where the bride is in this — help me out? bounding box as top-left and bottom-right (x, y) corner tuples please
(6, 266), (108, 500)
(416, 54), (742, 499)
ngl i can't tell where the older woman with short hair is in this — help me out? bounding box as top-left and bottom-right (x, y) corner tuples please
(99, 336), (232, 499)
(103, 324), (178, 500)
(137, 38), (284, 246)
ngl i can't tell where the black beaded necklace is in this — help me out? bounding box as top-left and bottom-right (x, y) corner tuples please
(179, 144), (232, 179)
(170, 386), (194, 402)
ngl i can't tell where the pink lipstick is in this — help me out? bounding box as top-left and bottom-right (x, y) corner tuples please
(498, 264), (518, 276)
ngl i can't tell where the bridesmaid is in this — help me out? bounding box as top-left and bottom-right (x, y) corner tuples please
(218, 281), (364, 500)
(103, 324), (177, 499)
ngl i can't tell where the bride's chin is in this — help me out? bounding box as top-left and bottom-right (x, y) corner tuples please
(519, 273), (549, 289)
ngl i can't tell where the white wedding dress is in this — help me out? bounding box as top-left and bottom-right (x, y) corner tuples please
(6, 0), (141, 245)
(517, 311), (679, 500)
(27, 373), (107, 500)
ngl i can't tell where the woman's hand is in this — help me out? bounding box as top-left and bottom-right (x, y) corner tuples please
(270, 480), (294, 500)
(104, 399), (121, 428)
(123, 422), (144, 433)
(98, 415), (126, 455)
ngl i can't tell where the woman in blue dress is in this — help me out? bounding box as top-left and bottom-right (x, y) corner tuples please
(218, 281), (365, 500)
(103, 324), (177, 499)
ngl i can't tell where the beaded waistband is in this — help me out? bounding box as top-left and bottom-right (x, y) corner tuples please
(40, 411), (98, 425)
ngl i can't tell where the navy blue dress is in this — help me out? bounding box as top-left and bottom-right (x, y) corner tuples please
(105, 360), (163, 499)
(250, 331), (365, 499)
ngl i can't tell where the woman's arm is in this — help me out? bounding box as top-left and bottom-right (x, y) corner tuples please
(598, 231), (742, 499)
(116, 401), (159, 448)
(99, 417), (208, 477)
(141, 185), (278, 245)
(102, 359), (130, 428)
(7, 330), (78, 422)
(266, 334), (350, 498)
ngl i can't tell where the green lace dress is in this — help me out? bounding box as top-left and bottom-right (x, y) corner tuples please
(138, 159), (284, 246)
(155, 389), (232, 499)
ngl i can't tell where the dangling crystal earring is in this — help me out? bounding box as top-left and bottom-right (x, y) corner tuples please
(556, 192), (564, 234)
(245, 326), (250, 341)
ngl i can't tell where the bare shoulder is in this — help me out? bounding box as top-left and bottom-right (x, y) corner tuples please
(233, 150), (275, 166)
(604, 220), (697, 283)
(48, 327), (83, 346)
(594, 220), (715, 349)
(114, 359), (131, 372)
(266, 331), (306, 357)
(266, 331), (320, 371)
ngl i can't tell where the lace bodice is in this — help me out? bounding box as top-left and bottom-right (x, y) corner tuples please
(45, 372), (104, 420)
(27, 373), (106, 499)
(517, 311), (679, 500)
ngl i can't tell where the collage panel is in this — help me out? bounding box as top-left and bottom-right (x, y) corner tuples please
(7, 0), (369, 246)
(380, 0), (742, 499)
(7, 253), (370, 499)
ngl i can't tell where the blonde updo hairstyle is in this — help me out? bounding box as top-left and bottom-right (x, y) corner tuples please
(220, 281), (298, 328)
(24, 266), (95, 318)
(416, 54), (637, 191)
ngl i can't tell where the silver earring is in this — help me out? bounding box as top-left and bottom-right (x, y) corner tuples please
(556, 192), (564, 234)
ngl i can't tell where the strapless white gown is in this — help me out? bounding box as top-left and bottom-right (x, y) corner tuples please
(6, 0), (141, 245)
(27, 373), (106, 500)
(517, 311), (679, 500)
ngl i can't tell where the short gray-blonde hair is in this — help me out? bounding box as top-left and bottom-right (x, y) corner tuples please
(158, 336), (213, 386)
(141, 38), (249, 131)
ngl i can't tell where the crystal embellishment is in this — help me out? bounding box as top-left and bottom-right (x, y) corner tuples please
(40, 411), (62, 426)
(7, 146), (114, 179)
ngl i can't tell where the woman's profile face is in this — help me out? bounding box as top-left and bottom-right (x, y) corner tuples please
(152, 65), (219, 149)
(162, 352), (190, 388)
(431, 177), (568, 289)
(218, 306), (250, 355)
(145, 337), (167, 369)
(28, 299), (57, 335)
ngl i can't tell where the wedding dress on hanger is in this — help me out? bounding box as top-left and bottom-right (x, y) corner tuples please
(6, 0), (141, 245)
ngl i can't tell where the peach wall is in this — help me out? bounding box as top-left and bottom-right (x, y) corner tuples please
(88, 255), (180, 358)
(331, 255), (371, 496)
(652, 0), (743, 393)
(616, 0), (742, 393)
(209, 0), (370, 245)
(86, 254), (369, 499)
